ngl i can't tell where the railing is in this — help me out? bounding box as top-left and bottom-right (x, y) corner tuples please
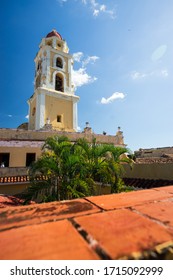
(0, 175), (48, 184)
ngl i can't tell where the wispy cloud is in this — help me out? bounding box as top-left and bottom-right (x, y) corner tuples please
(131, 71), (147, 80)
(72, 52), (99, 89)
(82, 55), (99, 67)
(160, 69), (169, 77)
(73, 52), (99, 66)
(100, 92), (125, 104)
(73, 52), (83, 62)
(25, 115), (29, 119)
(131, 69), (169, 80)
(58, 0), (116, 19)
(58, 0), (67, 5)
(8, 114), (13, 118)
(84, 0), (116, 18)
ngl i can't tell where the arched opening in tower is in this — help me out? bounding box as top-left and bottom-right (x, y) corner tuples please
(56, 57), (63, 68)
(55, 74), (64, 92)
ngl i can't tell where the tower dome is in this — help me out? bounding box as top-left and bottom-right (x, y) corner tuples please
(46, 29), (62, 40)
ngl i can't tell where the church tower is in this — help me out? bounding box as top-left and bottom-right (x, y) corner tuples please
(28, 30), (79, 131)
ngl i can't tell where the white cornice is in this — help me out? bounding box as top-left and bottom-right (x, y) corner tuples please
(34, 87), (80, 102)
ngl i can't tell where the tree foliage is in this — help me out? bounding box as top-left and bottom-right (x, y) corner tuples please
(24, 136), (132, 202)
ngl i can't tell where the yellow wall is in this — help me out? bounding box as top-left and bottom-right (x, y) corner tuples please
(0, 183), (28, 195)
(0, 146), (42, 167)
(45, 95), (73, 131)
(29, 97), (36, 130)
(0, 182), (112, 196)
(123, 163), (173, 180)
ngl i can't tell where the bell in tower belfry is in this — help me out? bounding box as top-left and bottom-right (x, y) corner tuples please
(27, 29), (79, 131)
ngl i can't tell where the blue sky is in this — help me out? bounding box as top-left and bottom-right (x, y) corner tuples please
(1, 0), (173, 151)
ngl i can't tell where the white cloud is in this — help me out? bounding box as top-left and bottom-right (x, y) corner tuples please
(58, 0), (68, 6)
(73, 52), (83, 62)
(161, 69), (168, 77)
(59, 0), (116, 19)
(89, 0), (116, 18)
(131, 71), (146, 80)
(131, 69), (169, 80)
(100, 92), (125, 104)
(93, 9), (99, 16)
(73, 53), (99, 66)
(100, 4), (106, 11)
(82, 55), (99, 67)
(25, 115), (29, 119)
(58, 0), (67, 3)
(8, 114), (12, 118)
(72, 52), (99, 89)
(72, 68), (97, 88)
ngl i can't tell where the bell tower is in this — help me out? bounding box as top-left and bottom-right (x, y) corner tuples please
(28, 30), (79, 131)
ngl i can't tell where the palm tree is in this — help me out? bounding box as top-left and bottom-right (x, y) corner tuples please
(26, 136), (71, 201)
(25, 136), (95, 202)
(74, 137), (132, 193)
(24, 136), (133, 203)
(101, 144), (133, 193)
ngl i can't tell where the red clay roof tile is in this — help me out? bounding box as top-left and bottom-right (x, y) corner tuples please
(0, 186), (173, 260)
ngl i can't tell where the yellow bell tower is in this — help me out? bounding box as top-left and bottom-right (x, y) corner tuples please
(28, 30), (79, 131)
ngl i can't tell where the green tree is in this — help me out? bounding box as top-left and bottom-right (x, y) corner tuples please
(74, 138), (132, 192)
(25, 136), (94, 202)
(24, 136), (132, 203)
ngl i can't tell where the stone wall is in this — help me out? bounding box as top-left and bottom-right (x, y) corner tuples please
(0, 167), (28, 177)
(135, 147), (173, 158)
(0, 128), (125, 146)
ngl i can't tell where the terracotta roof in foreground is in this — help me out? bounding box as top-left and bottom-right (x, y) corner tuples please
(0, 195), (24, 208)
(0, 186), (173, 260)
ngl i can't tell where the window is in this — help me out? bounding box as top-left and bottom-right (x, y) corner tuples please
(56, 57), (63, 68)
(0, 153), (10, 167)
(35, 74), (41, 88)
(37, 60), (42, 71)
(26, 153), (36, 167)
(55, 74), (64, 92)
(57, 115), (62, 123)
(46, 40), (52, 47)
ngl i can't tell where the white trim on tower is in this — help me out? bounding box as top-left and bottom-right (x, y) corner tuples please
(35, 93), (45, 130)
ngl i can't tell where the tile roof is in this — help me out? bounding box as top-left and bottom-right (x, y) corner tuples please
(0, 186), (173, 260)
(0, 195), (24, 208)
